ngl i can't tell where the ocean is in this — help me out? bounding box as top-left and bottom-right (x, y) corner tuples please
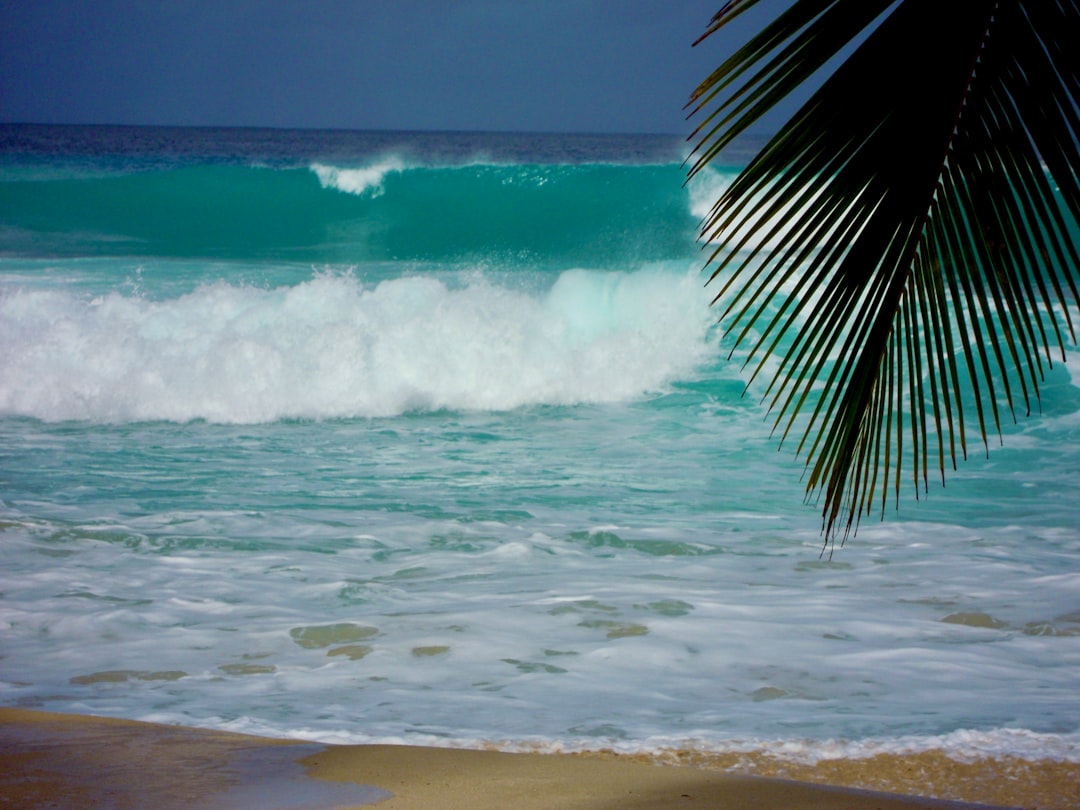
(1, 123), (1078, 769)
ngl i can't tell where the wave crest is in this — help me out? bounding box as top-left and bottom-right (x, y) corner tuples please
(0, 267), (715, 423)
(311, 158), (406, 196)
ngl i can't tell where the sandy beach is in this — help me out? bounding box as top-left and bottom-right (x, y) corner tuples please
(2, 708), (1077, 809)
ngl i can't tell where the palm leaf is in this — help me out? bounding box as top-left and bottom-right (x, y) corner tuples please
(686, 0), (1080, 545)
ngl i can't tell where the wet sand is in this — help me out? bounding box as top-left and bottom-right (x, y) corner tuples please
(1, 707), (1074, 809)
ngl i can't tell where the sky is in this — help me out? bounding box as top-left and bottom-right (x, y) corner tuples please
(0, 0), (798, 135)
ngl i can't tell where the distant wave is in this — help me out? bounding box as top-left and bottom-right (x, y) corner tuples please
(687, 166), (734, 222)
(1, 160), (700, 264)
(687, 166), (806, 251)
(0, 267), (716, 423)
(311, 157), (406, 196)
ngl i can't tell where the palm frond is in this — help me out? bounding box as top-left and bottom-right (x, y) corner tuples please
(687, 0), (1080, 545)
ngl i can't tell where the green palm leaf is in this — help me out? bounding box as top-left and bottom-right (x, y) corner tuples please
(687, 0), (1080, 544)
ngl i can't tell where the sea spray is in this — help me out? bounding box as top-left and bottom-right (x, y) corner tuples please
(312, 158), (405, 197)
(0, 265), (716, 422)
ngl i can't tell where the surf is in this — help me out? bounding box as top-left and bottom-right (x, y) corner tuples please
(0, 264), (717, 423)
(0, 130), (705, 266)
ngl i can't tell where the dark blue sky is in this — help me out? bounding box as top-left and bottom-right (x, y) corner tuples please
(0, 1), (800, 135)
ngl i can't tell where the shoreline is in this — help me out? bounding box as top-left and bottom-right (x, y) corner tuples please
(3, 708), (1077, 809)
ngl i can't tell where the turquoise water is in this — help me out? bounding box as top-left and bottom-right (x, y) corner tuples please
(1, 124), (1078, 763)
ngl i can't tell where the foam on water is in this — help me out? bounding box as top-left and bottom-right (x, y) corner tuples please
(4, 475), (1079, 755)
(312, 158), (405, 197)
(0, 264), (714, 423)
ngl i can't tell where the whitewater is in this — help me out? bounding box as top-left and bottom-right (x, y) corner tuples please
(1, 124), (1078, 772)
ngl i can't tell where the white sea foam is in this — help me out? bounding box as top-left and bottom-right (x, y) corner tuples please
(311, 158), (406, 196)
(495, 728), (1080, 763)
(688, 165), (840, 259)
(687, 165), (735, 223)
(0, 266), (716, 423)
(145, 717), (1080, 764)
(8, 502), (1077, 757)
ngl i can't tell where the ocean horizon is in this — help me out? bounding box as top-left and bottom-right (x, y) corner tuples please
(1, 122), (1078, 770)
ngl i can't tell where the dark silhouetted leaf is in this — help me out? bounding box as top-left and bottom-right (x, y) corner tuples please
(687, 0), (1080, 545)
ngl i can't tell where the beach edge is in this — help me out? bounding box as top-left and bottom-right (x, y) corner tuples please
(0, 707), (1038, 809)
